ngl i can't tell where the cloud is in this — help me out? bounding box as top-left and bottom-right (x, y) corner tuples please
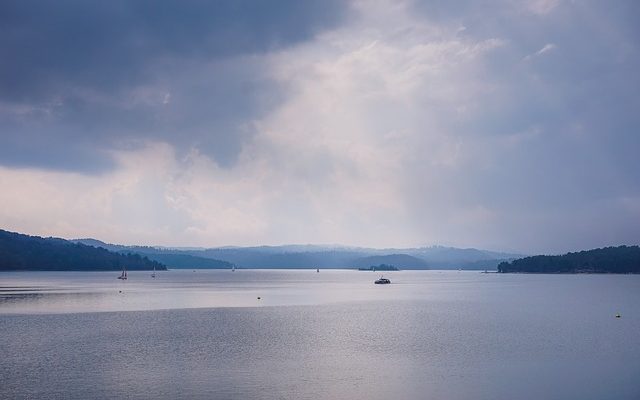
(536, 43), (557, 55)
(0, 0), (347, 102)
(0, 0), (639, 253)
(523, 42), (557, 61)
(0, 0), (348, 171)
(527, 0), (561, 15)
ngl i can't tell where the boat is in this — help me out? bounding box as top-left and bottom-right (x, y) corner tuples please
(232, 265), (236, 272)
(374, 276), (391, 284)
(316, 268), (319, 273)
(151, 266), (156, 278)
(117, 267), (127, 280)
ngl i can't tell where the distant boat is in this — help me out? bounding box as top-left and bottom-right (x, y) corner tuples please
(374, 276), (391, 284)
(151, 266), (156, 278)
(117, 267), (127, 280)
(316, 268), (319, 273)
(232, 265), (236, 272)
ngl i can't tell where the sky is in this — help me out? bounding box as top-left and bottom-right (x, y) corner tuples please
(0, 0), (639, 254)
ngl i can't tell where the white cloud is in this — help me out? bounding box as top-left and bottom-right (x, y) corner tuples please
(526, 0), (561, 15)
(536, 43), (557, 55)
(523, 43), (557, 61)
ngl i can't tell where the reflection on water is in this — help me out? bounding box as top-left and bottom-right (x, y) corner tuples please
(0, 269), (494, 314)
(1, 270), (639, 399)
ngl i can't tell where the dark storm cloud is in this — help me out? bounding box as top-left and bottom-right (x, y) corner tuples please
(0, 0), (346, 101)
(0, 0), (348, 171)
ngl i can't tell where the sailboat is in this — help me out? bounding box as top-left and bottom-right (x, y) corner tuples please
(151, 266), (156, 278)
(117, 267), (127, 280)
(232, 265), (236, 272)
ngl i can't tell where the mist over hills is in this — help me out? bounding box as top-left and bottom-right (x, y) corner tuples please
(8, 229), (634, 273)
(73, 238), (520, 270)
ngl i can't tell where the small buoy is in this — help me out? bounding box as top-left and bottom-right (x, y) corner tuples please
(615, 314), (621, 318)
(257, 296), (261, 300)
(119, 290), (122, 293)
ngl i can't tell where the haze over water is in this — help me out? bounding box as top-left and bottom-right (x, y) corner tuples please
(2, 270), (639, 399)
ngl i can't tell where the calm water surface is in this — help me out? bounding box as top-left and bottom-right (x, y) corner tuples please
(1, 270), (639, 399)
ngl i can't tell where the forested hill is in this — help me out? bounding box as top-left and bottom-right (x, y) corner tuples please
(498, 246), (640, 273)
(136, 253), (234, 269)
(0, 229), (166, 271)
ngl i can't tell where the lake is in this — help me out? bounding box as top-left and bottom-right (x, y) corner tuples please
(1, 270), (639, 399)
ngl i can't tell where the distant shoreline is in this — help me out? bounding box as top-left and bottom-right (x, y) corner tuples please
(498, 245), (640, 274)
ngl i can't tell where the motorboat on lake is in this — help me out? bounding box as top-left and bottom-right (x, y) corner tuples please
(117, 267), (127, 280)
(375, 276), (391, 284)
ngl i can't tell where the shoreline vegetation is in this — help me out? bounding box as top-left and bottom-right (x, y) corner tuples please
(498, 245), (640, 274)
(0, 229), (166, 271)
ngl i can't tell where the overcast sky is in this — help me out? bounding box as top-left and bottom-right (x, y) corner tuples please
(1, 0), (638, 253)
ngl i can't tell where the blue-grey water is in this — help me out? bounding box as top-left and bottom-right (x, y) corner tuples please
(1, 270), (639, 399)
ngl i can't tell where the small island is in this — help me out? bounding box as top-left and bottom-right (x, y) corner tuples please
(358, 264), (399, 271)
(498, 245), (640, 274)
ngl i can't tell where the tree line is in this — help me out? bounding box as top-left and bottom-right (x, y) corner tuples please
(0, 229), (166, 271)
(498, 245), (640, 273)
